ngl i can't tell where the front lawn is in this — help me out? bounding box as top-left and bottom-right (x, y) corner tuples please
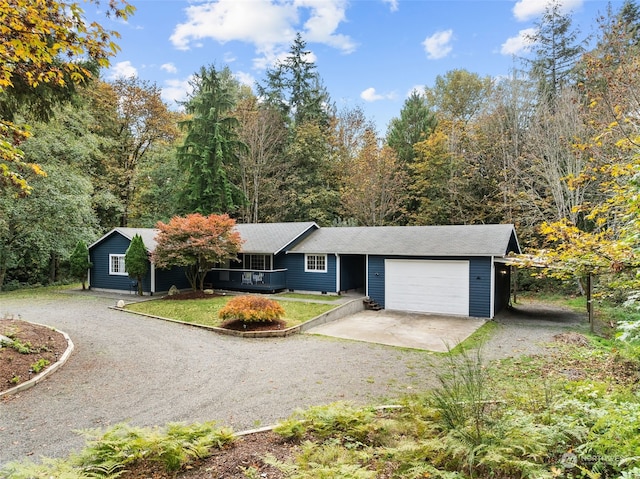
(124, 294), (336, 329)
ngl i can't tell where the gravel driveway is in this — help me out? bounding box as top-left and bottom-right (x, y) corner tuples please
(0, 291), (584, 465)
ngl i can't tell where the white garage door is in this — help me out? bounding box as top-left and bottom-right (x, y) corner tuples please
(385, 259), (469, 315)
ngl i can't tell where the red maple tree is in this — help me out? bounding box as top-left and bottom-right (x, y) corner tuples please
(152, 213), (243, 291)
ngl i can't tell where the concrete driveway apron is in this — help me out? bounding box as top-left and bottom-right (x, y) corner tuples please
(306, 310), (485, 351)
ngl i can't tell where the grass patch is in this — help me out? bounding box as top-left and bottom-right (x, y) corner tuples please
(125, 295), (336, 328)
(448, 320), (500, 355)
(277, 292), (342, 301)
(0, 283), (80, 300)
(517, 291), (587, 312)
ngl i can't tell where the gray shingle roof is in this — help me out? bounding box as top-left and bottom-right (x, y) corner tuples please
(91, 223), (518, 257)
(91, 223), (318, 255)
(287, 224), (520, 257)
(235, 222), (317, 254)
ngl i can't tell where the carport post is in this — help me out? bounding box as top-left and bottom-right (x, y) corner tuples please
(587, 272), (594, 333)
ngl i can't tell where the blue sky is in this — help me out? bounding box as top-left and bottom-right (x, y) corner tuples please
(96, 0), (616, 133)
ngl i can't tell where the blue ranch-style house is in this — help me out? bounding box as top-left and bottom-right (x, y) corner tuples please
(88, 222), (520, 319)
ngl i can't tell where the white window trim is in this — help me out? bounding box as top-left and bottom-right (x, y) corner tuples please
(109, 254), (127, 276)
(305, 254), (327, 273)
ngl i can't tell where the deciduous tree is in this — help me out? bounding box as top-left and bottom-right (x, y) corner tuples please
(277, 121), (339, 225)
(410, 126), (461, 225)
(152, 213), (243, 291)
(0, 164), (97, 289)
(106, 77), (180, 226)
(425, 69), (492, 124)
(340, 129), (407, 226)
(0, 0), (133, 196)
(234, 97), (287, 223)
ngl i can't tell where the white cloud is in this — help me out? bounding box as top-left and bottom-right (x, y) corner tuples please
(161, 77), (193, 106)
(422, 29), (453, 60)
(160, 63), (178, 74)
(106, 61), (138, 80)
(501, 27), (537, 55)
(170, 0), (355, 67)
(295, 0), (357, 53)
(234, 71), (256, 88)
(383, 0), (399, 12)
(170, 0), (296, 51)
(360, 87), (395, 102)
(513, 0), (584, 21)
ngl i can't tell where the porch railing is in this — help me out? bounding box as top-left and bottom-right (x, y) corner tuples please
(206, 268), (287, 292)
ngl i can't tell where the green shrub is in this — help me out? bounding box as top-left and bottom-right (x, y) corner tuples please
(30, 358), (50, 373)
(218, 295), (285, 323)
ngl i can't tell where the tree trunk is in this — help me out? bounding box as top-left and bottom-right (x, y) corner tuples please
(49, 253), (59, 284)
(587, 273), (594, 333)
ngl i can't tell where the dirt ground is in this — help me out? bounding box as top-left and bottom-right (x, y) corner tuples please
(0, 319), (68, 393)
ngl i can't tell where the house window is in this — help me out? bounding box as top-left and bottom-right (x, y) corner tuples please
(109, 254), (127, 275)
(243, 254), (272, 271)
(305, 254), (327, 272)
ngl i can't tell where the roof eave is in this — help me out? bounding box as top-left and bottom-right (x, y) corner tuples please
(273, 222), (319, 255)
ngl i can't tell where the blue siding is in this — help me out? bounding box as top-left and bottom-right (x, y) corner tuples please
(469, 257), (491, 317)
(89, 232), (152, 293)
(367, 256), (386, 307)
(282, 253), (337, 293)
(367, 255), (493, 318)
(155, 265), (191, 292)
(273, 252), (287, 270)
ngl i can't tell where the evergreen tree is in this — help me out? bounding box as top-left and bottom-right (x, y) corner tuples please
(257, 33), (331, 128)
(69, 241), (92, 290)
(124, 234), (148, 296)
(526, 0), (585, 101)
(619, 0), (640, 47)
(177, 65), (247, 215)
(386, 91), (437, 166)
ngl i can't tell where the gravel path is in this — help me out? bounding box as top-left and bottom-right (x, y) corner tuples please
(0, 291), (584, 465)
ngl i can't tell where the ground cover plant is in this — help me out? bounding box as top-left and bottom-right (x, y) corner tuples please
(124, 294), (336, 329)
